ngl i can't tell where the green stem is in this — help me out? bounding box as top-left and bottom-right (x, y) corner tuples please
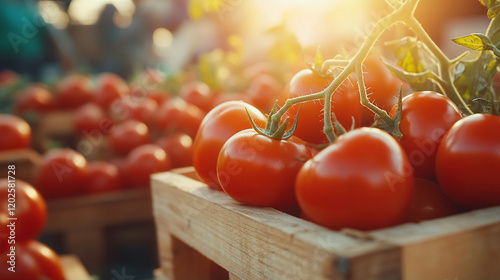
(406, 16), (474, 115)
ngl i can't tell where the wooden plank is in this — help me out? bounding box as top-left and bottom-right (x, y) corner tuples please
(152, 167), (500, 280)
(0, 149), (40, 185)
(370, 207), (500, 280)
(152, 169), (400, 280)
(60, 255), (91, 280)
(44, 188), (153, 233)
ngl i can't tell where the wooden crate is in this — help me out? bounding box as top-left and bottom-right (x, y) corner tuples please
(31, 111), (77, 152)
(151, 167), (500, 280)
(42, 188), (156, 277)
(0, 149), (40, 185)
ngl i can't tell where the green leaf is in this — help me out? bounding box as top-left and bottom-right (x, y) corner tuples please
(384, 63), (434, 85)
(452, 33), (493, 51)
(488, 4), (500, 18)
(480, 0), (497, 8)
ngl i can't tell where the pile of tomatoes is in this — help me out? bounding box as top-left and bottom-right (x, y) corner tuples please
(0, 179), (66, 280)
(192, 56), (500, 231)
(0, 67), (285, 200)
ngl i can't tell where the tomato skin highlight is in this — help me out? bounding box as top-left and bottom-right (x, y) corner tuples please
(217, 129), (312, 211)
(0, 179), (47, 249)
(436, 114), (500, 209)
(296, 127), (414, 231)
(0, 114), (32, 151)
(36, 148), (88, 199)
(193, 101), (266, 191)
(389, 91), (462, 180)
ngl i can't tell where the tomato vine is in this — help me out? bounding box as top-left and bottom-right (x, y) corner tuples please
(262, 0), (499, 142)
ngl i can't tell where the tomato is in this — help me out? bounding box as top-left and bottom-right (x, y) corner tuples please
(285, 69), (361, 145)
(0, 114), (31, 151)
(84, 161), (122, 194)
(0, 179), (47, 251)
(123, 144), (172, 188)
(36, 148), (87, 199)
(156, 133), (193, 168)
(359, 56), (401, 126)
(24, 240), (65, 280)
(74, 103), (113, 136)
(247, 73), (283, 113)
(192, 101), (266, 190)
(14, 84), (54, 116)
(179, 81), (215, 112)
(0, 70), (19, 88)
(155, 98), (205, 139)
(0, 240), (64, 280)
(436, 114), (500, 209)
(406, 178), (462, 223)
(93, 72), (129, 109)
(54, 74), (93, 109)
(296, 127), (414, 230)
(110, 96), (159, 127)
(389, 91), (462, 180)
(218, 129), (312, 211)
(108, 119), (151, 156)
(0, 242), (41, 280)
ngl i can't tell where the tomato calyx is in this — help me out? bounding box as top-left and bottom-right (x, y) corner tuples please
(471, 96), (500, 116)
(246, 102), (300, 140)
(372, 88), (404, 140)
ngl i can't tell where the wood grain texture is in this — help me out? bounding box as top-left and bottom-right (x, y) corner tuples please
(152, 169), (400, 280)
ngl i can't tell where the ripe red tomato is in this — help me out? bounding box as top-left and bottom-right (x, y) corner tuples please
(359, 56), (401, 126)
(0, 240), (64, 280)
(123, 144), (172, 188)
(54, 74), (93, 109)
(14, 84), (54, 116)
(218, 129), (312, 211)
(155, 98), (205, 139)
(0, 179), (47, 250)
(180, 81), (215, 112)
(24, 240), (65, 280)
(93, 72), (130, 109)
(406, 178), (462, 223)
(436, 113), (500, 209)
(285, 69), (361, 144)
(84, 161), (122, 194)
(74, 103), (113, 136)
(0, 114), (31, 151)
(108, 119), (151, 156)
(246, 74), (283, 112)
(389, 91), (462, 180)
(192, 101), (266, 190)
(110, 96), (159, 126)
(36, 148), (88, 199)
(296, 127), (414, 230)
(156, 133), (193, 168)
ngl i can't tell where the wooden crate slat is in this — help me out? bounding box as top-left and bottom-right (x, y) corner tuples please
(152, 170), (401, 280)
(44, 189), (153, 233)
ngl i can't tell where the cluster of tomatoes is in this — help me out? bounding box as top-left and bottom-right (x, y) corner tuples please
(0, 66), (285, 200)
(192, 56), (500, 231)
(0, 179), (65, 280)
